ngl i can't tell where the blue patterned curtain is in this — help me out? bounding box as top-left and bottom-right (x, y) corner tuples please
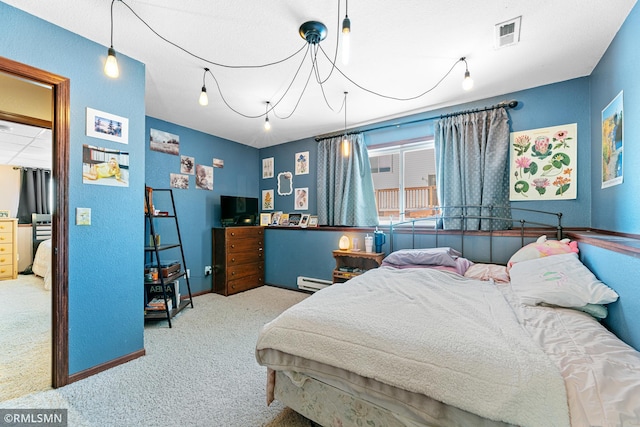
(434, 108), (511, 230)
(317, 133), (379, 226)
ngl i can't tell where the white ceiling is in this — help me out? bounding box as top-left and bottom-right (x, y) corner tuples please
(0, 120), (52, 169)
(2, 0), (637, 152)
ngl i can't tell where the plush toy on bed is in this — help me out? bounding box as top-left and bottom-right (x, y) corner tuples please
(507, 235), (579, 270)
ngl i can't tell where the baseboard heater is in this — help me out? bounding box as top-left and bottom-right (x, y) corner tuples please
(297, 276), (332, 292)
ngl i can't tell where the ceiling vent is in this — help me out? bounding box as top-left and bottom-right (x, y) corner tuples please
(495, 16), (521, 49)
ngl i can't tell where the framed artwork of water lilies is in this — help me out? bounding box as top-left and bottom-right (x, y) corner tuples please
(509, 123), (577, 201)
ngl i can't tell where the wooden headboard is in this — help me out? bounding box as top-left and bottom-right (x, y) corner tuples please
(32, 213), (52, 256)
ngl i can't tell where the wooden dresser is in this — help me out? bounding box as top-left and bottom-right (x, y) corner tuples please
(0, 218), (18, 280)
(212, 226), (264, 296)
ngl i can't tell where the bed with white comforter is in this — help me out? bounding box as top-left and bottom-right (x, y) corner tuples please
(32, 238), (52, 291)
(256, 246), (640, 426)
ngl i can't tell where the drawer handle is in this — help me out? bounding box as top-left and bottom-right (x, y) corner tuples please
(0, 258), (5, 263)
(231, 284), (236, 289)
(0, 237), (5, 241)
(258, 277), (263, 282)
(231, 258), (235, 263)
(231, 271), (235, 276)
(0, 248), (5, 252)
(258, 247), (263, 251)
(258, 253), (262, 258)
(231, 244), (235, 248)
(231, 232), (235, 236)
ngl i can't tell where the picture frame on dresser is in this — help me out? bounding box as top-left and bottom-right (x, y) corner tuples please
(260, 213), (271, 226)
(0, 210), (9, 218)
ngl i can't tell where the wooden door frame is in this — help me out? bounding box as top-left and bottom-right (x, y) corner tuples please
(0, 55), (69, 387)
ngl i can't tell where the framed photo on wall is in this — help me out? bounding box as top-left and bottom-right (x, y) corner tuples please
(602, 90), (624, 188)
(262, 189), (274, 210)
(295, 151), (309, 175)
(86, 107), (129, 144)
(294, 187), (308, 210)
(262, 157), (274, 179)
(509, 123), (577, 201)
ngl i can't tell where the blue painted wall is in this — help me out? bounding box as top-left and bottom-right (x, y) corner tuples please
(144, 117), (260, 295)
(1, 3), (146, 374)
(590, 3), (640, 234)
(260, 77), (592, 288)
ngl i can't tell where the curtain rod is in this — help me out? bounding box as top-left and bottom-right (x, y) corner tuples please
(315, 100), (519, 141)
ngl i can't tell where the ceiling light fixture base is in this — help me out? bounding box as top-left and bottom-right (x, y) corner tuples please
(299, 21), (328, 44)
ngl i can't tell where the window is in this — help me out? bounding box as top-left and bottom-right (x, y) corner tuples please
(368, 140), (438, 224)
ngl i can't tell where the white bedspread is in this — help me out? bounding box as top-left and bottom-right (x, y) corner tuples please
(256, 267), (570, 427)
(32, 238), (52, 291)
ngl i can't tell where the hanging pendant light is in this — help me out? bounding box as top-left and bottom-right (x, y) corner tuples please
(264, 101), (272, 131)
(104, 0), (120, 78)
(199, 68), (209, 106)
(341, 0), (351, 65)
(461, 57), (474, 91)
(342, 92), (350, 157)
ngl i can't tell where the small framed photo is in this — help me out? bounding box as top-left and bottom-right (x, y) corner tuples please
(86, 107), (129, 144)
(288, 213), (302, 226)
(299, 213), (310, 228)
(0, 210), (10, 218)
(279, 213), (290, 226)
(308, 215), (318, 227)
(260, 213), (271, 226)
(271, 211), (283, 226)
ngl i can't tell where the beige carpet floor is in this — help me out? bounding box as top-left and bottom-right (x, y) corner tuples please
(0, 286), (316, 426)
(0, 274), (52, 401)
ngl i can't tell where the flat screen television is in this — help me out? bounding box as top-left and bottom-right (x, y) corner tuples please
(220, 195), (259, 226)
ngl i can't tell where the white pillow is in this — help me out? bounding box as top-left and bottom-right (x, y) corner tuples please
(509, 252), (618, 307)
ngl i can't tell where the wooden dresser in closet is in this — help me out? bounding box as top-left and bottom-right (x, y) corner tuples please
(0, 218), (18, 280)
(212, 226), (264, 296)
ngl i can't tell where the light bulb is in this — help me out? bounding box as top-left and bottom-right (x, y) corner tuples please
(462, 70), (474, 91)
(342, 16), (351, 65)
(199, 87), (209, 106)
(342, 138), (350, 157)
(264, 116), (271, 131)
(104, 47), (119, 78)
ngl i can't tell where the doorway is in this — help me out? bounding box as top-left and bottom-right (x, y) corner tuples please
(0, 55), (69, 388)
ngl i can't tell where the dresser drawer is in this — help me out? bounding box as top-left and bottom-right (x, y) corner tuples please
(0, 243), (13, 255)
(0, 254), (11, 265)
(0, 232), (12, 243)
(227, 273), (264, 295)
(226, 227), (264, 239)
(227, 238), (263, 254)
(0, 265), (13, 278)
(0, 222), (12, 232)
(227, 261), (264, 280)
(226, 250), (264, 266)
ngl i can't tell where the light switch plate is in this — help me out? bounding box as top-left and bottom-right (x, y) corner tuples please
(76, 207), (91, 225)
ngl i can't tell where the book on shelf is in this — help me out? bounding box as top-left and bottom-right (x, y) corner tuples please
(146, 297), (173, 311)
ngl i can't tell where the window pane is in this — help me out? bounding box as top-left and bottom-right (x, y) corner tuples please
(369, 142), (438, 224)
(403, 148), (438, 220)
(370, 153), (400, 222)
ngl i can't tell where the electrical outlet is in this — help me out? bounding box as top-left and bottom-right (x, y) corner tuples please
(204, 265), (212, 276)
(186, 269), (190, 278)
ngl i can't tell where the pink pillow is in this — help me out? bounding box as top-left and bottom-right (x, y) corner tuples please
(507, 235), (578, 271)
(464, 264), (510, 283)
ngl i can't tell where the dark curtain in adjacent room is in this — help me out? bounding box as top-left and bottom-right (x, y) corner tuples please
(17, 167), (51, 224)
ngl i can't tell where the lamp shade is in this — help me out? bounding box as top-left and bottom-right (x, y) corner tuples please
(338, 235), (350, 250)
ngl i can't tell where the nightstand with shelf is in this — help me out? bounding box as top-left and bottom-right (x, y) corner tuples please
(332, 250), (384, 283)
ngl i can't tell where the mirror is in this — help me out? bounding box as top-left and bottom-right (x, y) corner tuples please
(277, 171), (293, 195)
